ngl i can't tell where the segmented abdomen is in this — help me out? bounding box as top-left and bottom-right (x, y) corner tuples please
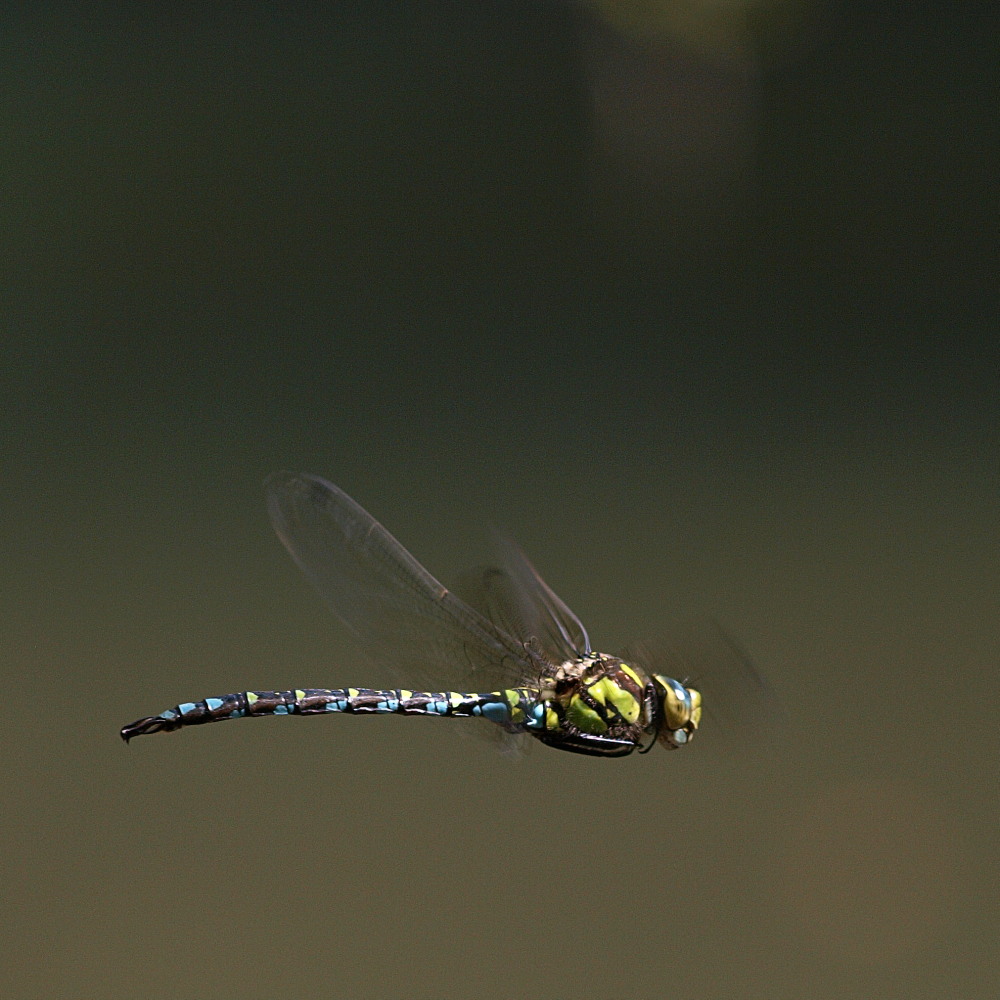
(120, 687), (540, 741)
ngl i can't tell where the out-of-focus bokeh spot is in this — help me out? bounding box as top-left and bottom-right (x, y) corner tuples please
(587, 0), (820, 62)
(581, 0), (827, 237)
(582, 20), (756, 238)
(776, 779), (972, 967)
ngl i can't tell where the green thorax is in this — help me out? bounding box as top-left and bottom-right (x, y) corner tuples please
(538, 655), (652, 742)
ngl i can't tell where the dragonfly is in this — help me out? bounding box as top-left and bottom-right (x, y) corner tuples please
(122, 471), (765, 757)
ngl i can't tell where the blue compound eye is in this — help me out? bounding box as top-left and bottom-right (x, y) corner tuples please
(649, 675), (701, 749)
(656, 674), (693, 729)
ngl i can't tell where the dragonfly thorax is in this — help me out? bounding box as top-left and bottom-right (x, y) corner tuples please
(527, 655), (654, 756)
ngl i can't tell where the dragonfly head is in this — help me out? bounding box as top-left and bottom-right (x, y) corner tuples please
(652, 674), (702, 749)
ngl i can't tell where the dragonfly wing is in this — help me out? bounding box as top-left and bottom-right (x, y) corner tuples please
(623, 620), (785, 752)
(266, 472), (535, 692)
(457, 537), (592, 668)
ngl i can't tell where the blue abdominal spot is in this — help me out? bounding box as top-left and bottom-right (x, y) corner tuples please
(482, 702), (510, 723)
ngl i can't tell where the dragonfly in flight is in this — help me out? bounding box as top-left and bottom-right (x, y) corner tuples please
(122, 472), (769, 757)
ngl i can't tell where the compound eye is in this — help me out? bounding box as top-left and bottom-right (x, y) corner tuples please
(688, 687), (702, 730)
(657, 675), (692, 729)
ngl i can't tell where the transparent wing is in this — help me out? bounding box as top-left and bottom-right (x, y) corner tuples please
(496, 536), (592, 662)
(456, 537), (592, 668)
(266, 472), (538, 692)
(623, 620), (786, 753)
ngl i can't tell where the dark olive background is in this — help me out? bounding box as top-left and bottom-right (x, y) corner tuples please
(3, 4), (996, 998)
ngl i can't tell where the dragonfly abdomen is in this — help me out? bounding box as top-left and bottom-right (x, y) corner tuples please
(120, 686), (541, 742)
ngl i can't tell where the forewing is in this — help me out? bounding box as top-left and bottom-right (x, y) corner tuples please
(266, 472), (533, 692)
(623, 620), (785, 752)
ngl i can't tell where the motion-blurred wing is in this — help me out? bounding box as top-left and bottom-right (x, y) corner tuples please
(623, 621), (785, 750)
(458, 536), (592, 669)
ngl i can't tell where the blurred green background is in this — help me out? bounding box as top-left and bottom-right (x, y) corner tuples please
(3, 3), (996, 998)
